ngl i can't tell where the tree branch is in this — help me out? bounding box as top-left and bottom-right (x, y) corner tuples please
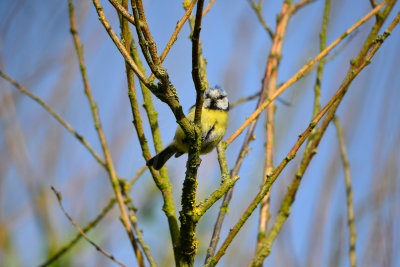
(51, 187), (128, 267)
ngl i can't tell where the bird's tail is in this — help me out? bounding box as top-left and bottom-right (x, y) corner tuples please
(146, 144), (176, 170)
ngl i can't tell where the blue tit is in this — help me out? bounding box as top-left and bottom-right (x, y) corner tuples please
(147, 86), (229, 170)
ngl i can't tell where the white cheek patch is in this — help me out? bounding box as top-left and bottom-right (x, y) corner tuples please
(217, 98), (229, 110)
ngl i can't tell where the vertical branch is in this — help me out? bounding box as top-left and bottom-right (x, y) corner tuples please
(334, 117), (357, 267)
(179, 1), (206, 265)
(257, 0), (294, 251)
(192, 0), (206, 125)
(204, 142), (231, 264)
(67, 1), (143, 265)
(205, 1), (295, 262)
(119, 179), (157, 266)
(313, 0), (330, 118)
(116, 1), (181, 263)
(130, 0), (158, 75)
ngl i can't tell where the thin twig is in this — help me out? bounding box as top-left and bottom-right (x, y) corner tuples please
(118, 2), (180, 262)
(204, 142), (234, 264)
(229, 92), (259, 108)
(160, 0), (197, 63)
(202, 0), (216, 16)
(334, 117), (357, 267)
(50, 187), (128, 267)
(92, 0), (150, 86)
(293, 0), (316, 12)
(41, 165), (147, 266)
(109, 0), (135, 24)
(131, 0), (164, 81)
(148, 0), (197, 81)
(0, 71), (106, 169)
(68, 2), (143, 265)
(194, 175), (239, 221)
(248, 0), (274, 38)
(120, 180), (157, 266)
(312, 0), (330, 118)
(128, 164), (147, 187)
(39, 197), (116, 266)
(129, 42), (180, 253)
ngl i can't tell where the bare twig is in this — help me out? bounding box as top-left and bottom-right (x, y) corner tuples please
(202, 0), (216, 16)
(312, 0), (330, 118)
(39, 198), (116, 266)
(194, 176), (239, 221)
(109, 0), (135, 24)
(50, 187), (128, 267)
(334, 117), (357, 267)
(92, 0), (150, 86)
(119, 179), (157, 266)
(204, 142), (234, 264)
(248, 0), (274, 38)
(40, 164), (146, 266)
(192, 0), (207, 124)
(128, 165), (147, 187)
(293, 0), (316, 12)
(160, 0), (197, 63)
(0, 71), (106, 169)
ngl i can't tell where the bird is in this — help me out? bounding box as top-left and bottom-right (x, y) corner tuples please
(146, 86), (229, 170)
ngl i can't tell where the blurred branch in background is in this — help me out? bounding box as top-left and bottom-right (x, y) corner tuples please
(334, 117), (357, 267)
(51, 187), (128, 267)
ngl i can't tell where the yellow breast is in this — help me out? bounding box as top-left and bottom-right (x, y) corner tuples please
(173, 107), (228, 154)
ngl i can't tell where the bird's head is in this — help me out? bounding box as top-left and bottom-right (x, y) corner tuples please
(203, 86), (229, 111)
